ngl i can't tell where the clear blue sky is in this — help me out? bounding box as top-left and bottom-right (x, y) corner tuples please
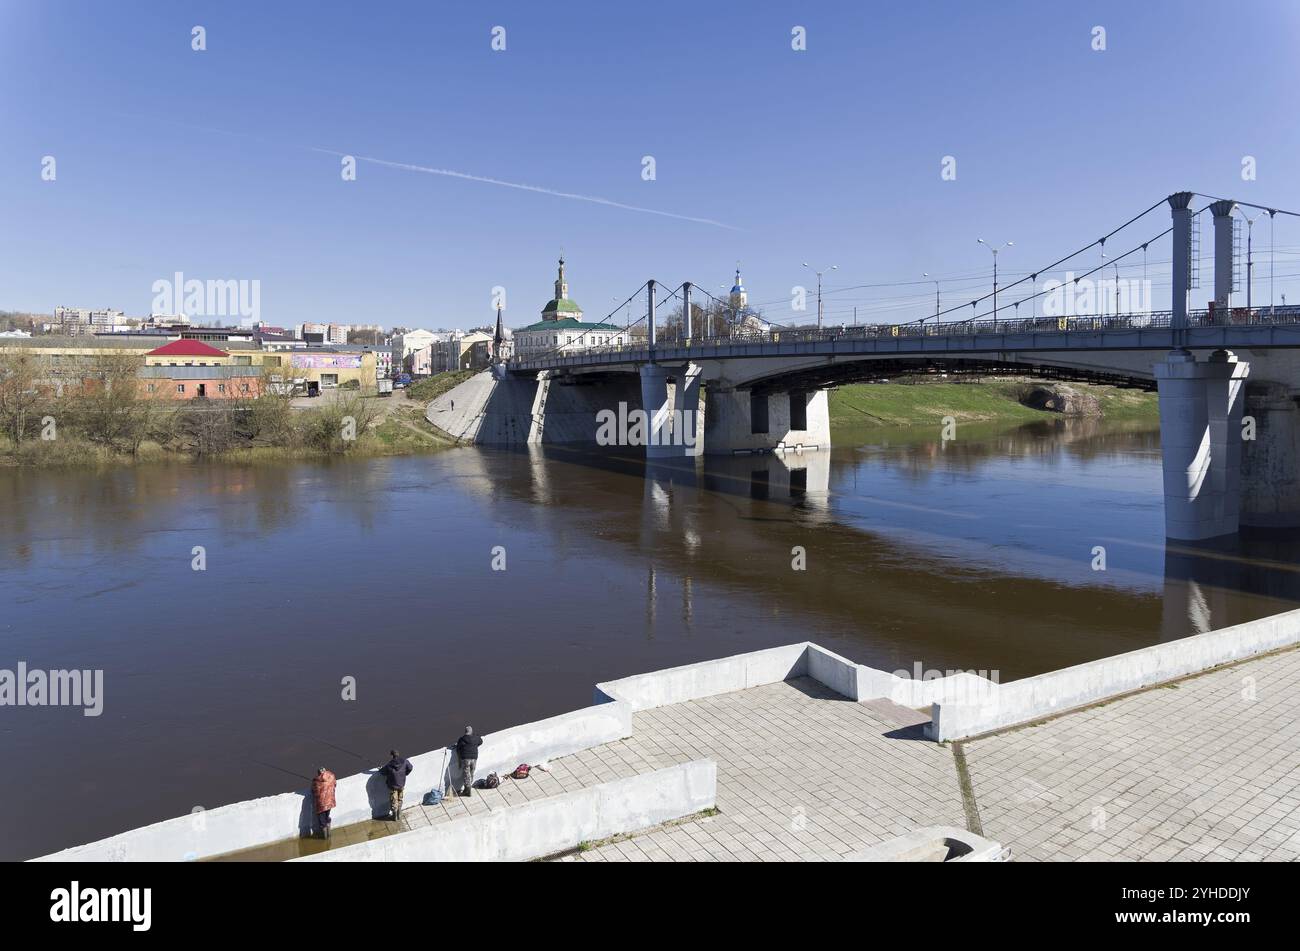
(3, 0), (1299, 330)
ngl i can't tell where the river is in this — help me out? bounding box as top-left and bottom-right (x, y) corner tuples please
(2, 416), (1297, 860)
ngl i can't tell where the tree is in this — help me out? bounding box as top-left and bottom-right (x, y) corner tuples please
(0, 349), (42, 446)
(71, 353), (158, 455)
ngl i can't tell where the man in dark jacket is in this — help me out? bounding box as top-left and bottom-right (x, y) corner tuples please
(381, 750), (413, 820)
(455, 726), (483, 797)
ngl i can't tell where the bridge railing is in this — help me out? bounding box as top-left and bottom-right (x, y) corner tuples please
(509, 305), (1300, 367)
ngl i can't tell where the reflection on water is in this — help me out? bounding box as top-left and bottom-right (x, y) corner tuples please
(1, 417), (1297, 860)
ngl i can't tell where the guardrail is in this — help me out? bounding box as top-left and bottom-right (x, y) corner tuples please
(510, 306), (1300, 370)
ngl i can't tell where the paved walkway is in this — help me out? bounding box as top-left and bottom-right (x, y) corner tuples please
(963, 646), (1300, 862)
(560, 677), (967, 862)
(560, 647), (1300, 862)
(274, 645), (1300, 862)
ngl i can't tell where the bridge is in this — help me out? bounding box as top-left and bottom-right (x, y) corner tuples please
(430, 192), (1300, 542)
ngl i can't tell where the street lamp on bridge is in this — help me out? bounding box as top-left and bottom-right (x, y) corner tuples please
(1238, 207), (1265, 311)
(802, 262), (837, 329)
(922, 272), (940, 325)
(977, 238), (1013, 327)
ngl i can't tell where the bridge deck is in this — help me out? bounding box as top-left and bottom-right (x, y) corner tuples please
(512, 310), (1300, 374)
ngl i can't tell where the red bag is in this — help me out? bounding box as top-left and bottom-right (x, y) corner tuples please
(511, 764), (530, 780)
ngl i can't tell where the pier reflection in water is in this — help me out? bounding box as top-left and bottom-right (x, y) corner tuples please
(1, 416), (1297, 860)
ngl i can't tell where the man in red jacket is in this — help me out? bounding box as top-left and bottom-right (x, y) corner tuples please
(312, 767), (337, 839)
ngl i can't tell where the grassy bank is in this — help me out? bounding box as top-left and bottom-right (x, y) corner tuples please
(0, 390), (458, 469)
(828, 378), (1158, 429)
(408, 370), (474, 403)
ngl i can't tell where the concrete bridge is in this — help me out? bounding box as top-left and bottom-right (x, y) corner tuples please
(429, 193), (1300, 541)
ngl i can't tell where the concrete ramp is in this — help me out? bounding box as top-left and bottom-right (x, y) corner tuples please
(423, 369), (545, 446)
(425, 370), (647, 447)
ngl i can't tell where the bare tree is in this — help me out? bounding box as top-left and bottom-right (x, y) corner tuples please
(0, 349), (42, 447)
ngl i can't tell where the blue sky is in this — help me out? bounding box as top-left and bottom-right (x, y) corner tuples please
(3, 0), (1299, 330)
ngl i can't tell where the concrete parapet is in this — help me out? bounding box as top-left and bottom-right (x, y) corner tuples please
(295, 760), (717, 863)
(34, 700), (631, 862)
(927, 605), (1300, 741)
(844, 825), (1006, 862)
(595, 643), (813, 711)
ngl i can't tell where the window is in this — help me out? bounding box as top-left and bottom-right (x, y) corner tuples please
(239, 383), (249, 393)
(177, 384), (185, 393)
(146, 384), (155, 393)
(218, 384), (226, 394)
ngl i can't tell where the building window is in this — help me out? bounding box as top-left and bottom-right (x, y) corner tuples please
(147, 384), (155, 393)
(177, 384), (185, 393)
(218, 384), (226, 393)
(239, 383), (249, 393)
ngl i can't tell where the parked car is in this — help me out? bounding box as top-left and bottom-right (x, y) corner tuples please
(393, 373), (412, 388)
(377, 378), (393, 397)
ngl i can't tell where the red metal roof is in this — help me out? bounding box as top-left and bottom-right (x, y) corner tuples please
(146, 339), (230, 357)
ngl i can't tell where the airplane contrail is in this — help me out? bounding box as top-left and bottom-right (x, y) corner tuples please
(311, 148), (743, 231)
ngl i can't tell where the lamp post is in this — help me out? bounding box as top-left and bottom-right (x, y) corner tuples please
(1268, 209), (1277, 316)
(1101, 249), (1120, 316)
(977, 239), (1013, 327)
(803, 262), (837, 330)
(922, 272), (940, 325)
(1238, 207), (1263, 312)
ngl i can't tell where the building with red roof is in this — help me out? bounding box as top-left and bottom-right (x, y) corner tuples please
(144, 339), (230, 364)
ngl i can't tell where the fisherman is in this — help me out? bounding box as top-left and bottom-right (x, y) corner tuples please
(456, 726), (483, 797)
(312, 767), (337, 839)
(381, 750), (414, 820)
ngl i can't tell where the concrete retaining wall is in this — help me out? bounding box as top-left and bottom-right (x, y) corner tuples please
(928, 606), (1300, 740)
(595, 643), (812, 710)
(296, 760), (717, 862)
(35, 700), (631, 863)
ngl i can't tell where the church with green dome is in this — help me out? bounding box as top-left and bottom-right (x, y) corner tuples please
(540, 256), (583, 321)
(513, 257), (626, 358)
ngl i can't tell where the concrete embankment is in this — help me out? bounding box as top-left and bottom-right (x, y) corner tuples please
(425, 370), (643, 446)
(31, 607), (1300, 862)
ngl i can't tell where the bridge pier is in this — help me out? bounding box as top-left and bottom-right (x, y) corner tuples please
(702, 386), (831, 455)
(637, 363), (705, 458)
(676, 363), (704, 457)
(1241, 381), (1300, 528)
(638, 364), (674, 457)
(1154, 349), (1250, 541)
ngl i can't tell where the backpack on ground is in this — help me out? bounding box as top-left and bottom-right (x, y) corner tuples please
(422, 788), (444, 806)
(511, 764), (530, 780)
(475, 772), (500, 790)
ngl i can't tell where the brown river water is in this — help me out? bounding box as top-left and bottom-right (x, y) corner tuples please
(2, 416), (1298, 860)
